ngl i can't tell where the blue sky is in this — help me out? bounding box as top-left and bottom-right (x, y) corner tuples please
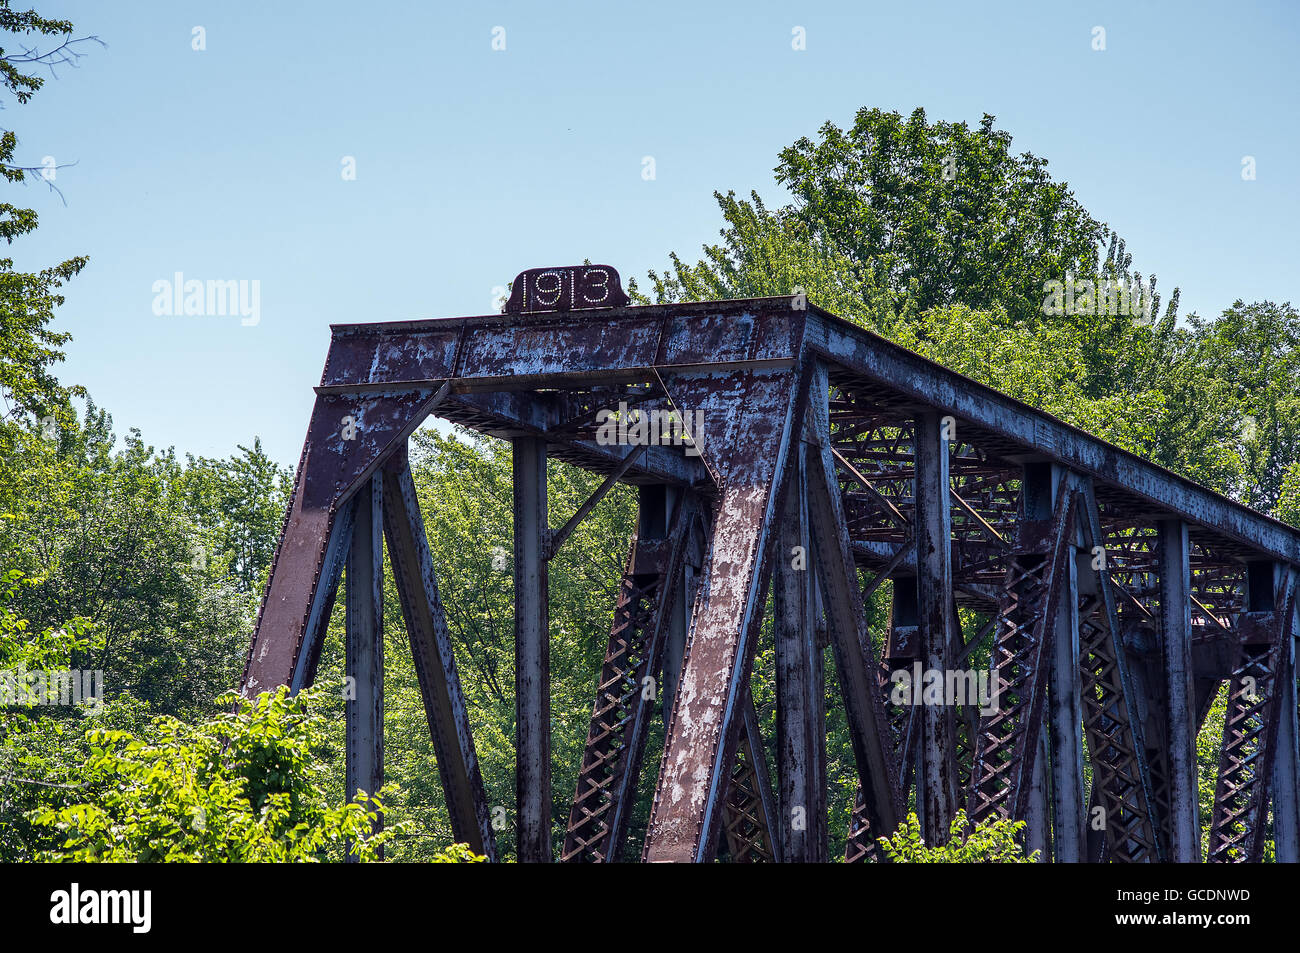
(12, 0), (1299, 468)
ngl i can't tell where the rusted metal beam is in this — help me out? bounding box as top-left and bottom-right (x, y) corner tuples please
(969, 486), (1074, 827)
(832, 445), (910, 528)
(545, 444), (645, 559)
(1158, 519), (1199, 862)
(288, 502), (353, 694)
(561, 491), (700, 862)
(380, 456), (497, 860)
(661, 486), (702, 726)
(243, 387), (445, 695)
(513, 436), (551, 862)
(1208, 563), (1296, 862)
(345, 474), (384, 861)
(317, 300), (800, 396)
(1073, 480), (1162, 863)
(773, 448), (826, 862)
(1038, 467), (1085, 864)
(438, 390), (708, 488)
(914, 411), (957, 845)
(720, 697), (783, 862)
(806, 362), (903, 846)
(643, 366), (806, 862)
(1271, 587), (1300, 863)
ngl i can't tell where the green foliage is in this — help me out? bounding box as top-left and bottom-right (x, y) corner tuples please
(32, 686), (401, 862)
(1278, 462), (1300, 528)
(429, 842), (486, 863)
(1, 403), (269, 718)
(0, 568), (94, 671)
(651, 107), (1167, 330)
(0, 1), (90, 427)
(175, 439), (293, 593)
(0, 567), (109, 860)
(1186, 300), (1300, 513)
(876, 810), (1038, 863)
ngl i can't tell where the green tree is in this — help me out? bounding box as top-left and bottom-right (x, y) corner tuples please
(175, 440), (293, 593)
(0, 1), (98, 438)
(876, 810), (1038, 863)
(650, 108), (1174, 329)
(33, 687), (400, 862)
(1185, 301), (1300, 514)
(3, 404), (254, 717)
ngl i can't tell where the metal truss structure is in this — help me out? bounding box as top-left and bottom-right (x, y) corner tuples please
(242, 269), (1300, 862)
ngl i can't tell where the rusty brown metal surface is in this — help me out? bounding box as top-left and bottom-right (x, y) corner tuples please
(806, 363), (904, 854)
(1073, 484), (1162, 862)
(344, 475), (385, 860)
(243, 388), (444, 695)
(774, 449), (828, 863)
(642, 366), (806, 862)
(513, 435), (551, 862)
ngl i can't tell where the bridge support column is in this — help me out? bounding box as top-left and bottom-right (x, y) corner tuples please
(806, 363), (901, 851)
(914, 411), (957, 846)
(345, 474), (385, 860)
(513, 436), (551, 862)
(774, 447), (826, 861)
(1158, 519), (1198, 862)
(1047, 472), (1084, 863)
(1028, 463), (1082, 861)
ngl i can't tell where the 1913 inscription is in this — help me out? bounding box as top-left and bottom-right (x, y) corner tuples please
(504, 264), (629, 315)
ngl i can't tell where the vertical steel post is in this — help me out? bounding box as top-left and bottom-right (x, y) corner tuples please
(513, 436), (551, 862)
(345, 474), (384, 860)
(1158, 519), (1198, 862)
(1272, 581), (1300, 862)
(1019, 463), (1061, 860)
(774, 448), (825, 861)
(914, 411), (956, 845)
(809, 552), (829, 860)
(1041, 467), (1084, 862)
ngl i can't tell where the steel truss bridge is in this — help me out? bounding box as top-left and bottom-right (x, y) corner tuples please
(242, 274), (1300, 863)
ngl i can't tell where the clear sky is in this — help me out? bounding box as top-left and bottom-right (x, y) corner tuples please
(12, 0), (1299, 468)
